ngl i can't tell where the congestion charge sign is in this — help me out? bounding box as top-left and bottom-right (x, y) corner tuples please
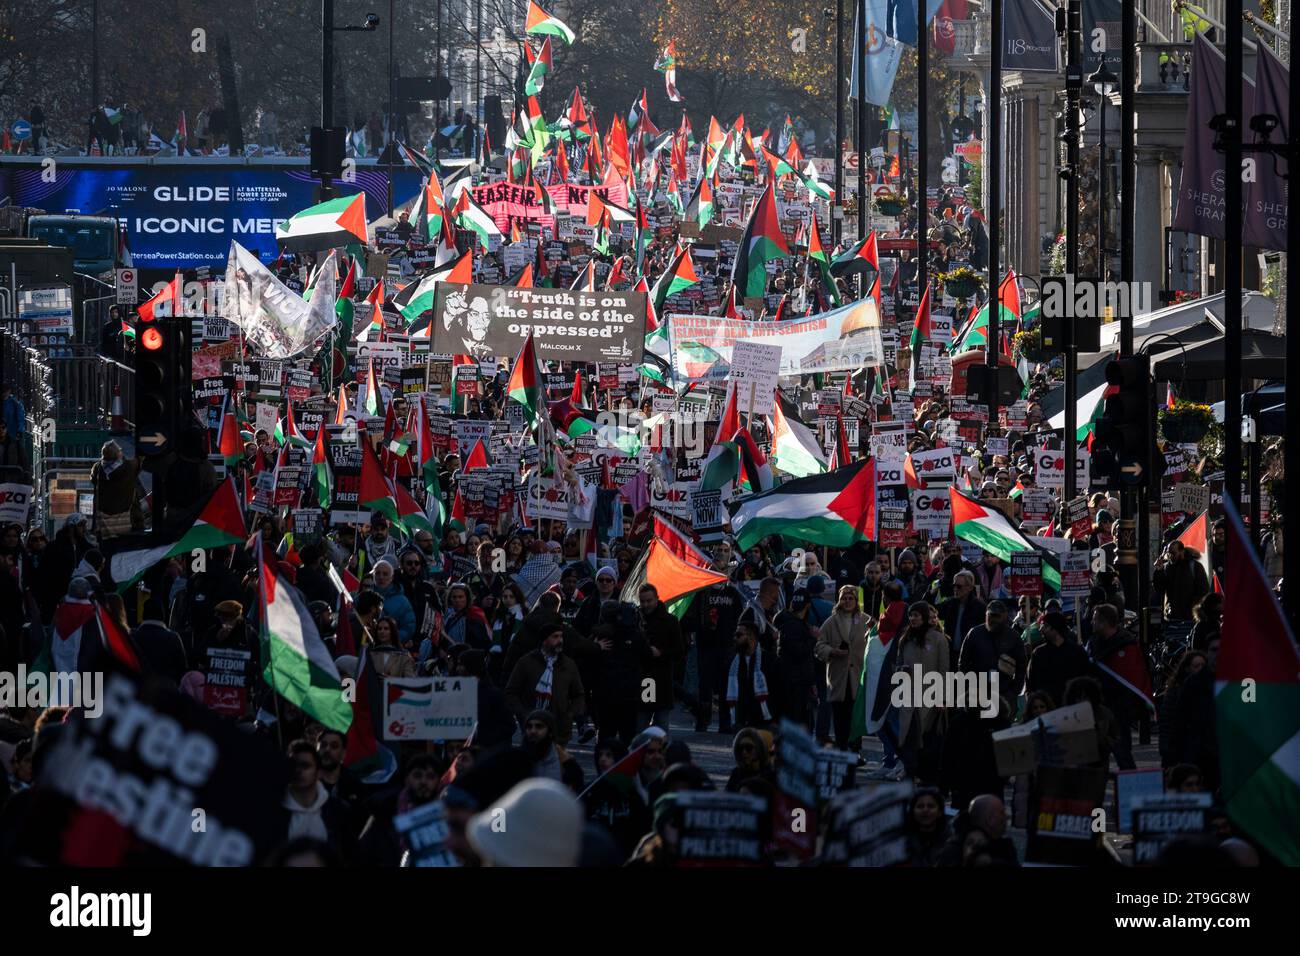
(6, 164), (422, 269)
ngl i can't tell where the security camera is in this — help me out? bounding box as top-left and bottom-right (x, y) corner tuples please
(365, 14), (380, 28)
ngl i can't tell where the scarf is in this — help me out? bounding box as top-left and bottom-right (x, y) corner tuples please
(726, 645), (770, 725)
(534, 650), (557, 710)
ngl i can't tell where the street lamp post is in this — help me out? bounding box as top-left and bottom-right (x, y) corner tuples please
(322, 0), (335, 201)
(834, 0), (844, 246)
(986, 0), (1003, 429)
(1089, 63), (1117, 277)
(387, 0), (395, 218)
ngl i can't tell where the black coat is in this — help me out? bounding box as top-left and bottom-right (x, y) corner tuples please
(774, 610), (818, 687)
(1026, 639), (1092, 708)
(957, 624), (1027, 699)
(939, 595), (987, 660)
(638, 602), (685, 710)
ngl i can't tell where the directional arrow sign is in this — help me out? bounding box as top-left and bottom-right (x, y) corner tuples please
(137, 432), (168, 451)
(1120, 460), (1144, 485)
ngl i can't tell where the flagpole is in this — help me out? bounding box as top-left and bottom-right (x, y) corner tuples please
(985, 0), (1003, 434)
(834, 0), (845, 247)
(855, 0), (867, 240)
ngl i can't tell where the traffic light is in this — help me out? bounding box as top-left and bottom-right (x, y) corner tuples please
(135, 315), (189, 457)
(1092, 356), (1157, 490)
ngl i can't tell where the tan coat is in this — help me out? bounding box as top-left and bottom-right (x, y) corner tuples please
(896, 627), (951, 742)
(814, 609), (870, 702)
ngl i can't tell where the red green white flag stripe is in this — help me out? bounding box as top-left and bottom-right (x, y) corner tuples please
(259, 540), (353, 732)
(508, 331), (545, 430)
(276, 193), (369, 252)
(1215, 498), (1300, 864)
(950, 486), (1061, 591)
(109, 479), (247, 590)
(525, 0), (576, 44)
(726, 458), (878, 552)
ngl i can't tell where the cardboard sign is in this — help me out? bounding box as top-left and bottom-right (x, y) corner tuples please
(382, 677), (479, 741)
(1025, 765), (1109, 865)
(1115, 769), (1166, 834)
(1174, 482), (1209, 516)
(393, 801), (460, 867)
(909, 447), (957, 482)
(691, 489), (725, 543)
(203, 647), (253, 716)
(992, 702), (1099, 777)
(1066, 495), (1092, 540)
(1132, 794), (1213, 866)
(773, 719), (819, 860)
(1021, 488), (1054, 524)
(1035, 448), (1066, 491)
(728, 341), (783, 416)
(877, 508), (908, 548)
(909, 487), (951, 535)
(673, 791), (767, 867)
(1007, 551), (1044, 597)
(0, 483), (34, 526)
(36, 667), (287, 866)
(819, 783), (912, 867)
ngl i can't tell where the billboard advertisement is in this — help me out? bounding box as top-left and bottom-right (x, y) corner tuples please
(0, 162), (421, 269)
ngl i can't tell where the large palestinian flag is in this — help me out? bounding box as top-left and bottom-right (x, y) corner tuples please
(909, 282), (933, 388)
(730, 182), (789, 299)
(277, 193), (369, 252)
(108, 479), (247, 590)
(950, 487), (1061, 591)
(259, 543), (353, 732)
(727, 458), (877, 552)
(1216, 499), (1300, 864)
(1177, 509), (1220, 593)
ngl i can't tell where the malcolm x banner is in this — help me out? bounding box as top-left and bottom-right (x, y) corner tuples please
(430, 283), (646, 363)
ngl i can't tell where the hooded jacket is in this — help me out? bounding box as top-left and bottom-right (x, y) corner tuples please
(372, 580), (416, 644)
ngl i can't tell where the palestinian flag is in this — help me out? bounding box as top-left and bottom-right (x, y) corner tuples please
(955, 271), (1021, 350)
(311, 421), (332, 507)
(950, 487), (1061, 591)
(1047, 380), (1109, 443)
(342, 644), (399, 784)
(108, 479), (247, 590)
(619, 537), (729, 607)
(731, 183), (789, 299)
(394, 480), (435, 537)
(1216, 499), (1300, 864)
(138, 271), (184, 322)
(579, 741), (654, 799)
(909, 282), (933, 388)
(394, 249), (473, 324)
(524, 36), (552, 96)
(684, 173), (714, 229)
(807, 215), (840, 307)
(726, 458), (878, 552)
(1177, 510), (1220, 593)
(410, 169), (446, 241)
(277, 193), (368, 252)
(508, 331), (546, 430)
(259, 541), (352, 732)
(849, 621), (898, 740)
(769, 392), (828, 478)
(525, 0), (576, 43)
(794, 161), (832, 202)
(120, 319), (136, 339)
(831, 231), (878, 279)
(218, 403), (244, 468)
(359, 439), (400, 524)
(360, 357), (381, 416)
(452, 189), (503, 250)
(649, 244), (699, 312)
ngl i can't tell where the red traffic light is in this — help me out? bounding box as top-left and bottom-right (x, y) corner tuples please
(141, 327), (164, 351)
